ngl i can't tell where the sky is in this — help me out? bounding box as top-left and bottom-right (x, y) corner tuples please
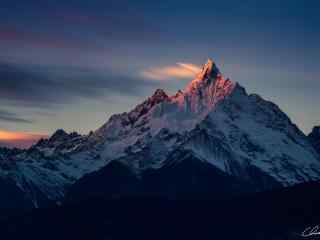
(0, 0), (319, 148)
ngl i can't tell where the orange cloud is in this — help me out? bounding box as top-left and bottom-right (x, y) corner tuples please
(141, 63), (201, 81)
(0, 130), (47, 149)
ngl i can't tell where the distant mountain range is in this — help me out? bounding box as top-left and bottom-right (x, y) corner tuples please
(0, 59), (319, 210)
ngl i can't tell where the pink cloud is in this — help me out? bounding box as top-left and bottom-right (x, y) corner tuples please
(141, 63), (201, 81)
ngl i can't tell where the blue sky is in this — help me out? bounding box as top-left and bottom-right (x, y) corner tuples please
(0, 0), (319, 147)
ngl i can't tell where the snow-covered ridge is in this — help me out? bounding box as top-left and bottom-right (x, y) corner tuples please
(32, 129), (84, 156)
(87, 59), (238, 160)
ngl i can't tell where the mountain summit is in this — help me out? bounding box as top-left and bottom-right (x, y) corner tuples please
(0, 58), (319, 208)
(181, 58), (235, 114)
(187, 58), (221, 86)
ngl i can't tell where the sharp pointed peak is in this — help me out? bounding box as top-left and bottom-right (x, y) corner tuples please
(149, 89), (169, 102)
(152, 89), (168, 98)
(200, 58), (221, 78)
(310, 126), (320, 136)
(49, 129), (80, 142)
(205, 58), (214, 66)
(51, 129), (68, 138)
(184, 58), (223, 93)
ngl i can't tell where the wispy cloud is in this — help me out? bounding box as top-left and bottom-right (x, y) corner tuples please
(0, 110), (33, 124)
(141, 63), (201, 81)
(0, 61), (158, 108)
(0, 130), (47, 149)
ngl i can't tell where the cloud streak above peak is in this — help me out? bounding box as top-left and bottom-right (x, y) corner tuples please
(141, 63), (201, 81)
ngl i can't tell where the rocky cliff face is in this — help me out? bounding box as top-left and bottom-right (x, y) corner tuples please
(308, 126), (320, 154)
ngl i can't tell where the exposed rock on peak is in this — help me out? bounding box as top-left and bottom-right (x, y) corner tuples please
(308, 126), (320, 154)
(36, 129), (81, 146)
(310, 126), (320, 136)
(32, 129), (83, 157)
(126, 89), (169, 124)
(152, 89), (169, 100)
(50, 129), (69, 141)
(186, 58), (221, 89)
(182, 59), (235, 114)
(200, 58), (221, 79)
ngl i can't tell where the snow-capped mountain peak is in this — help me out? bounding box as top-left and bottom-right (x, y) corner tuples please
(197, 58), (220, 79)
(184, 58), (220, 92)
(1, 57), (320, 209)
(181, 59), (235, 114)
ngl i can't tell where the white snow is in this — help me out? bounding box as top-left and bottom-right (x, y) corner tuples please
(1, 58), (320, 206)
